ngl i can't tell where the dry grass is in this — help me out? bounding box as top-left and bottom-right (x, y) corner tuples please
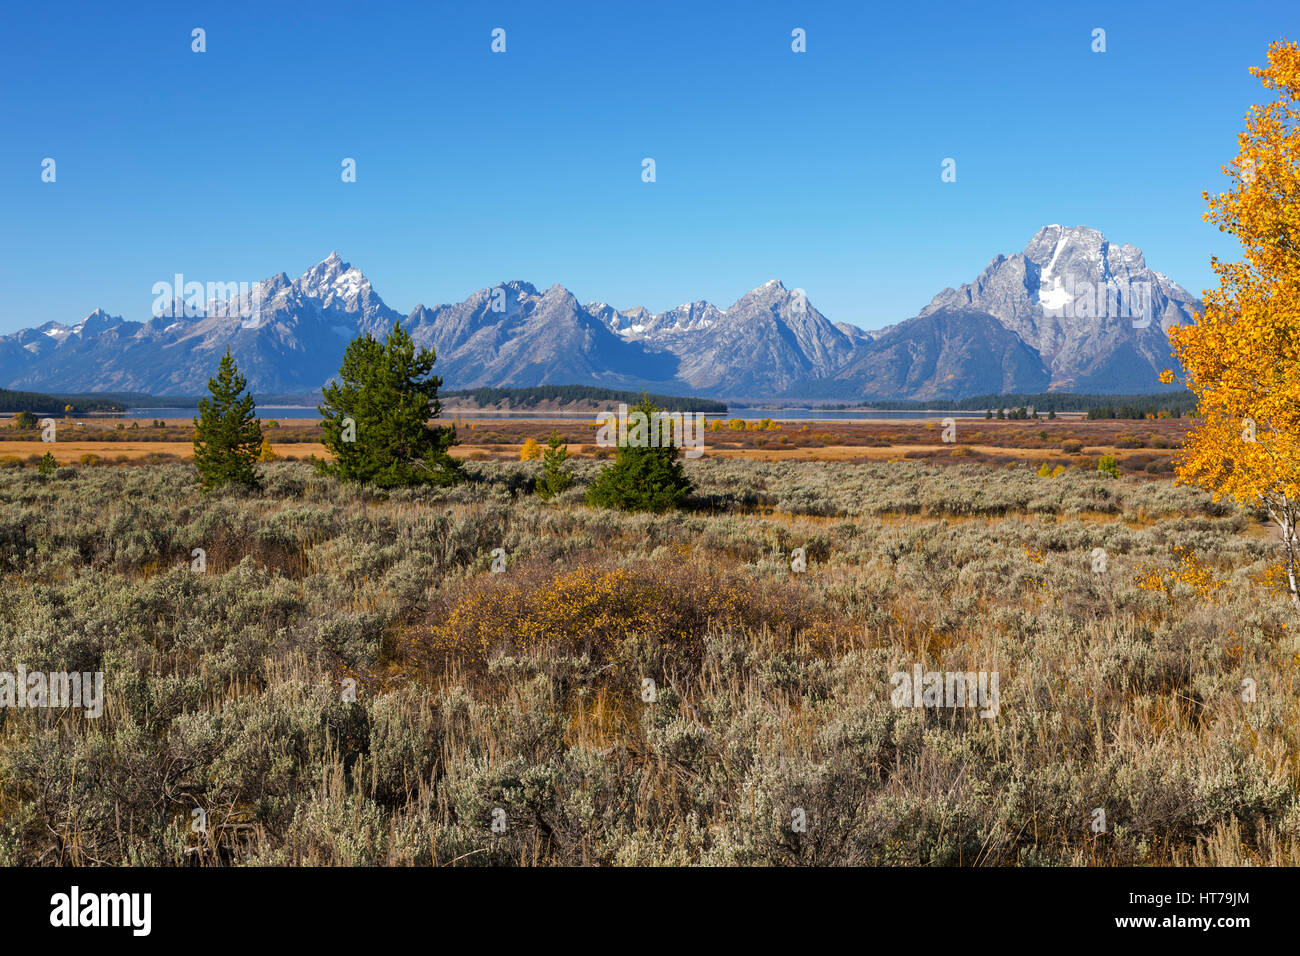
(0, 415), (1183, 469)
(0, 456), (1292, 866)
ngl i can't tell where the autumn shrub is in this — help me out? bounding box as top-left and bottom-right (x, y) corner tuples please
(399, 558), (840, 684)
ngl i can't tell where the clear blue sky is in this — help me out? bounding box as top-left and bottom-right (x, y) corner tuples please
(0, 0), (1292, 334)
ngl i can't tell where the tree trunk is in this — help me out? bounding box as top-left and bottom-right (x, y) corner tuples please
(1272, 495), (1300, 604)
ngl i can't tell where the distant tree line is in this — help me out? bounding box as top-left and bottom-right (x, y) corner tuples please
(443, 384), (727, 413)
(988, 406), (1038, 420)
(959, 391), (1195, 415)
(1086, 404), (1186, 420)
(0, 388), (123, 414)
(816, 390), (1197, 416)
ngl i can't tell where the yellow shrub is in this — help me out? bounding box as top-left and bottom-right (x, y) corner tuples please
(520, 438), (542, 461)
(1136, 546), (1226, 602)
(401, 562), (837, 681)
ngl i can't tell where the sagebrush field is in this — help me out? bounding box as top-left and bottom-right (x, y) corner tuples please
(0, 456), (1295, 865)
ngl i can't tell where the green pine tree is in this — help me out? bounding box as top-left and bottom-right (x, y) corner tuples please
(536, 429), (573, 499)
(193, 348), (263, 490)
(586, 397), (693, 512)
(318, 321), (461, 488)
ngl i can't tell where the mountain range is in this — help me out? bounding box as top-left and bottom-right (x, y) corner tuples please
(0, 225), (1199, 400)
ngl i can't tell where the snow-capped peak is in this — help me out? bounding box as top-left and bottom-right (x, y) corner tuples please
(289, 253), (373, 310)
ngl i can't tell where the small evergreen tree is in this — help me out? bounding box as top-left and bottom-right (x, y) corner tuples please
(586, 398), (693, 512)
(37, 452), (57, 476)
(193, 348), (263, 490)
(537, 429), (573, 500)
(318, 321), (461, 487)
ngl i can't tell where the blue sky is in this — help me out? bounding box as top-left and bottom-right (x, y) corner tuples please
(0, 0), (1292, 334)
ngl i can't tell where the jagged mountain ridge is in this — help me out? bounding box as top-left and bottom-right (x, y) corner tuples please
(399, 281), (683, 392)
(919, 225), (1199, 391)
(0, 227), (1199, 399)
(0, 252), (403, 394)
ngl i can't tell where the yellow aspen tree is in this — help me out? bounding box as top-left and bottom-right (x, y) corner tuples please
(1165, 39), (1300, 601)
